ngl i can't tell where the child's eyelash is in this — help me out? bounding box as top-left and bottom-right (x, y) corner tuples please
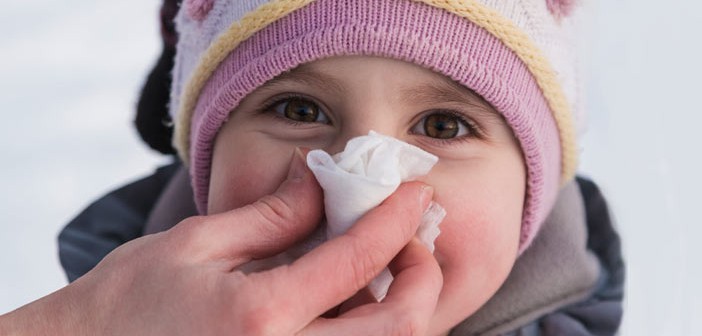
(256, 93), (330, 125)
(415, 109), (486, 143)
(445, 110), (484, 137)
(258, 93), (307, 114)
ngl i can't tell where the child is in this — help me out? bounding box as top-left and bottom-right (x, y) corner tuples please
(60, 0), (625, 334)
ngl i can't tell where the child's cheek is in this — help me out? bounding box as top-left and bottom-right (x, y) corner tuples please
(432, 182), (522, 270)
(430, 191), (521, 325)
(207, 143), (293, 214)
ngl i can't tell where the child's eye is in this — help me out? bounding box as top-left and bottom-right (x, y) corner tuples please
(412, 112), (472, 139)
(272, 97), (329, 124)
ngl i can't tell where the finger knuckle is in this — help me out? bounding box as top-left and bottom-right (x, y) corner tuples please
(341, 234), (391, 290)
(388, 312), (424, 336)
(166, 215), (209, 252)
(382, 202), (421, 240)
(171, 215), (206, 235)
(251, 194), (297, 235)
(235, 298), (280, 336)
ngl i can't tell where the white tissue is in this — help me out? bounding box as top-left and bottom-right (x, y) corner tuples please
(307, 131), (445, 301)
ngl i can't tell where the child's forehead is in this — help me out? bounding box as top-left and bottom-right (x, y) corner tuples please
(261, 56), (500, 116)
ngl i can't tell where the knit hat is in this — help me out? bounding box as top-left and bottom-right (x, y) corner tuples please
(170, 0), (582, 253)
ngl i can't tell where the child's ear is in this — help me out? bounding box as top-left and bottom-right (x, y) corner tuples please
(546, 0), (579, 19)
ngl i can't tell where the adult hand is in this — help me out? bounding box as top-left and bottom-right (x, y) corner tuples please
(0, 149), (442, 335)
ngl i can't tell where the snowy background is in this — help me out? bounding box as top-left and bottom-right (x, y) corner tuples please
(1, 0), (701, 335)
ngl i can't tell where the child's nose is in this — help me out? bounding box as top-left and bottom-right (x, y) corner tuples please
(325, 123), (398, 155)
(324, 133), (363, 155)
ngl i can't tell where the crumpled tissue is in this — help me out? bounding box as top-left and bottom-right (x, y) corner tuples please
(307, 131), (445, 301)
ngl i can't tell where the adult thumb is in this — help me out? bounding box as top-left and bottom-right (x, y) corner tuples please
(189, 148), (324, 263)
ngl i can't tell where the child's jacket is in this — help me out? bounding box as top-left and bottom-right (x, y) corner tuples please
(58, 163), (624, 335)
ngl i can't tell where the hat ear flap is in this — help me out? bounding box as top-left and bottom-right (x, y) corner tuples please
(546, 0), (578, 19)
(185, 0), (215, 21)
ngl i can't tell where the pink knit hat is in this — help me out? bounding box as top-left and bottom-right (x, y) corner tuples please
(170, 0), (582, 253)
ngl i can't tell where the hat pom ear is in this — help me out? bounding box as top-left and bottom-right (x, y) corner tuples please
(546, 0), (578, 19)
(186, 0), (214, 21)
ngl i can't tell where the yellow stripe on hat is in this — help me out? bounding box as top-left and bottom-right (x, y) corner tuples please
(175, 0), (578, 184)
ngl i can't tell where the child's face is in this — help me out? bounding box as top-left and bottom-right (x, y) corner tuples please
(209, 56), (525, 331)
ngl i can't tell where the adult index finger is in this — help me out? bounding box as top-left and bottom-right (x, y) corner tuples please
(246, 182), (434, 332)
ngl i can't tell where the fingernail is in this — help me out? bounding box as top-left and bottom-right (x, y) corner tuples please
(419, 185), (434, 210)
(288, 147), (308, 181)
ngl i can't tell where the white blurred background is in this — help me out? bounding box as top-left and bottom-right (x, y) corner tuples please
(1, 0), (700, 335)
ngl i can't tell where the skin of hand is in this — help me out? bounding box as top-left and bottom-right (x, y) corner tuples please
(0, 150), (442, 336)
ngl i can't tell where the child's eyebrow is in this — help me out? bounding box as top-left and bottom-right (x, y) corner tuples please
(261, 66), (346, 96)
(263, 64), (504, 124)
(400, 79), (503, 122)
